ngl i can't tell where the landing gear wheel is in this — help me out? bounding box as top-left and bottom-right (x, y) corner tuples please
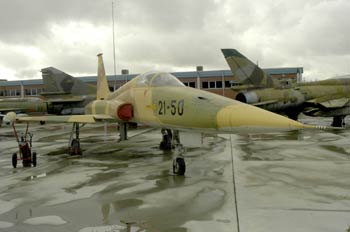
(173, 157), (186, 176)
(32, 152), (37, 167)
(332, 116), (345, 127)
(69, 139), (82, 156)
(12, 153), (17, 168)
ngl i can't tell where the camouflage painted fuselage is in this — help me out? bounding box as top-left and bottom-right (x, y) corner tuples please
(235, 77), (350, 118)
(0, 67), (96, 117)
(222, 48), (350, 120)
(0, 98), (47, 114)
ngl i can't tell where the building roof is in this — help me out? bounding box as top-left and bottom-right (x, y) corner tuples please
(0, 79), (43, 87)
(0, 68), (303, 87)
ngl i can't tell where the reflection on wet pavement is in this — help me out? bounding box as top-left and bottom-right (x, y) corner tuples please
(0, 124), (235, 231)
(0, 118), (350, 231)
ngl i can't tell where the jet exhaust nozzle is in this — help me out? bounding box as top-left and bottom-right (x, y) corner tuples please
(236, 92), (259, 104)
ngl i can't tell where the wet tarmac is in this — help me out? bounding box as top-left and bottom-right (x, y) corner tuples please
(0, 118), (350, 231)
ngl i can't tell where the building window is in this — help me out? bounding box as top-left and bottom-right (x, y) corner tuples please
(31, 88), (37, 96)
(188, 82), (196, 88)
(0, 90), (4, 96)
(202, 81), (208, 89)
(16, 89), (20, 96)
(216, 81), (222, 88)
(183, 82), (196, 88)
(209, 81), (215, 89)
(25, 89), (31, 96)
(225, 81), (231, 88)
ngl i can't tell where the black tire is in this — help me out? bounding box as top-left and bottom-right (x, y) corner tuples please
(69, 139), (82, 156)
(173, 157), (186, 176)
(32, 152), (37, 167)
(12, 153), (17, 168)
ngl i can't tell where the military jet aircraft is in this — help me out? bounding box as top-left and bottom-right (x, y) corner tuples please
(41, 67), (96, 115)
(0, 67), (96, 125)
(222, 48), (350, 127)
(5, 53), (321, 175)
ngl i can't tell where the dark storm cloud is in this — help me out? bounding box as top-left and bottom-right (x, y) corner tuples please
(0, 0), (349, 80)
(115, 0), (228, 71)
(118, 0), (218, 31)
(0, 0), (110, 43)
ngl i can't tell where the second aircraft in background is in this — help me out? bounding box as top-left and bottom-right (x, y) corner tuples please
(222, 48), (350, 127)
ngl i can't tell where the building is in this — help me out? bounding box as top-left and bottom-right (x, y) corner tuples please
(0, 67), (303, 99)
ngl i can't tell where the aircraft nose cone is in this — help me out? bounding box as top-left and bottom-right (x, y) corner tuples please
(216, 103), (310, 132)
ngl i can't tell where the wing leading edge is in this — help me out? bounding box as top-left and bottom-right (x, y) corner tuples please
(15, 114), (114, 123)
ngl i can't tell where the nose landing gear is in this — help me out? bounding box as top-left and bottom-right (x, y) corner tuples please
(160, 129), (186, 176)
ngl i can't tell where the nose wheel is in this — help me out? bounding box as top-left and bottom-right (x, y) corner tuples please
(173, 157), (186, 176)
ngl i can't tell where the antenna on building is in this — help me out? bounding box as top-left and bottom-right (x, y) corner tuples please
(112, 0), (117, 91)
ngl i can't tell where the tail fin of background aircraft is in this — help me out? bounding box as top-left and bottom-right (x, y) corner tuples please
(221, 49), (276, 88)
(96, 53), (110, 100)
(41, 67), (96, 95)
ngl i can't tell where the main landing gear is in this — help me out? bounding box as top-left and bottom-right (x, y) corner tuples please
(119, 122), (128, 141)
(68, 122), (82, 156)
(10, 122), (37, 168)
(332, 116), (346, 128)
(159, 129), (186, 176)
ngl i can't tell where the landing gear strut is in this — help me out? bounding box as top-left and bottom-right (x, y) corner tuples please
(119, 122), (128, 141)
(159, 129), (173, 150)
(331, 116), (345, 128)
(68, 122), (82, 156)
(160, 129), (186, 176)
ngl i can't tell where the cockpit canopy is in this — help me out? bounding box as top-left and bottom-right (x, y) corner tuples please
(134, 72), (185, 87)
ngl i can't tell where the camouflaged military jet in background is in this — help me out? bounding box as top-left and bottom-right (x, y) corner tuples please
(222, 48), (350, 127)
(41, 67), (96, 115)
(5, 53), (321, 175)
(0, 68), (96, 125)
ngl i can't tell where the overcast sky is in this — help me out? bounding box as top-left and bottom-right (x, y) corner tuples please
(0, 0), (349, 81)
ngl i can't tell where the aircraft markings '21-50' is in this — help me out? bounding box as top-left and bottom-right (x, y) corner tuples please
(5, 53), (322, 175)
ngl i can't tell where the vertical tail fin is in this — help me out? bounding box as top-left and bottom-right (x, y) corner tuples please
(97, 53), (111, 100)
(41, 67), (96, 95)
(221, 49), (275, 88)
